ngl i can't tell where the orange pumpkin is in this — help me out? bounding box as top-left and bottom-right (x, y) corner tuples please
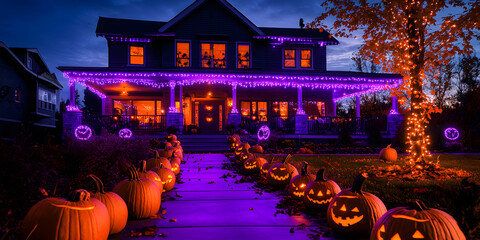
(113, 167), (161, 219)
(267, 154), (299, 188)
(244, 155), (268, 174)
(165, 134), (177, 142)
(250, 145), (264, 153)
(87, 174), (128, 234)
(371, 200), (466, 240)
(288, 162), (315, 200)
(379, 144), (397, 162)
(327, 173), (387, 237)
(168, 151), (182, 169)
(21, 189), (110, 240)
(261, 155), (277, 176)
(297, 148), (313, 154)
(303, 168), (341, 211)
(151, 164), (176, 192)
(137, 161), (163, 193)
(146, 151), (172, 170)
(235, 143), (250, 159)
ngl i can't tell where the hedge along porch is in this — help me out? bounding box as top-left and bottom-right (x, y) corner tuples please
(59, 68), (403, 135)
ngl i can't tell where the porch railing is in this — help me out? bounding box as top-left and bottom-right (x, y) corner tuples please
(241, 115), (295, 134)
(82, 114), (167, 135)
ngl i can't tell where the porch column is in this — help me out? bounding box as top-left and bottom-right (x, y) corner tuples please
(169, 80), (177, 113)
(356, 95), (361, 118)
(69, 81), (76, 107)
(333, 101), (337, 117)
(295, 85), (308, 135)
(227, 83), (241, 128)
(167, 80), (183, 134)
(387, 95), (403, 135)
(391, 96), (398, 114)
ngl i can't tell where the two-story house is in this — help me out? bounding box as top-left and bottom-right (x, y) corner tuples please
(59, 0), (402, 135)
(0, 41), (62, 139)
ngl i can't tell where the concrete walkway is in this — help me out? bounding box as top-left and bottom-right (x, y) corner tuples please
(110, 154), (336, 239)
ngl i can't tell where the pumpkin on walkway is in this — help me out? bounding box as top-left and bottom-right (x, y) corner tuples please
(303, 168), (341, 211)
(113, 167), (161, 219)
(371, 200), (466, 240)
(261, 155), (277, 176)
(137, 161), (163, 193)
(151, 164), (176, 192)
(288, 162), (315, 200)
(379, 144), (397, 162)
(146, 151), (172, 170)
(244, 155), (267, 174)
(21, 189), (110, 240)
(235, 143), (250, 160)
(327, 173), (387, 237)
(267, 154), (299, 188)
(87, 174), (128, 235)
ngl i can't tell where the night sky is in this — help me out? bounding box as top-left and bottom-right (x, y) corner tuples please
(0, 0), (471, 101)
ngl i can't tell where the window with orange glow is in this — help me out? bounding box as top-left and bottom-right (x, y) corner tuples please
(284, 49), (295, 68)
(133, 101), (155, 115)
(301, 49), (312, 68)
(156, 100), (163, 115)
(129, 46), (144, 65)
(237, 44), (250, 68)
(280, 101), (288, 119)
(317, 102), (325, 116)
(201, 43), (226, 68)
(241, 101), (250, 117)
(258, 102), (267, 121)
(175, 101), (181, 113)
(114, 100), (132, 115)
(176, 42), (190, 67)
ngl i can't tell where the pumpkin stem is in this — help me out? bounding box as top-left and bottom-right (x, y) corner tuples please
(67, 189), (91, 202)
(127, 166), (140, 181)
(87, 174), (105, 194)
(410, 200), (429, 211)
(269, 154), (275, 163)
(315, 168), (327, 181)
(282, 154), (292, 163)
(387, 144), (392, 148)
(154, 150), (160, 159)
(301, 162), (308, 176)
(140, 160), (147, 173)
(350, 173), (368, 194)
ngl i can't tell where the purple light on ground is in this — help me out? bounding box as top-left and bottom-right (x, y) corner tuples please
(75, 125), (93, 140)
(444, 127), (460, 141)
(119, 128), (133, 139)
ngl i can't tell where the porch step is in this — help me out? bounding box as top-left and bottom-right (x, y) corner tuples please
(177, 135), (229, 153)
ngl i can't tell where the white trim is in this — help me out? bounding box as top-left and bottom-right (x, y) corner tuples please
(175, 40), (191, 68)
(236, 42), (251, 69)
(0, 117), (22, 123)
(158, 0), (264, 36)
(127, 44), (146, 67)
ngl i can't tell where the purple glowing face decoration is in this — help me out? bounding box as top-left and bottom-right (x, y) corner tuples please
(444, 127), (460, 141)
(257, 125), (270, 141)
(75, 125), (93, 140)
(119, 128), (133, 139)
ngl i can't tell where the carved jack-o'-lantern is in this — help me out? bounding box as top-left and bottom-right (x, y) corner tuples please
(267, 154), (299, 188)
(244, 155), (268, 174)
(303, 168), (341, 211)
(240, 149), (254, 163)
(288, 162), (315, 200)
(379, 144), (397, 162)
(371, 200), (466, 240)
(21, 189), (110, 240)
(261, 155), (277, 176)
(151, 164), (176, 192)
(327, 173), (387, 237)
(146, 151), (172, 170)
(235, 143), (250, 159)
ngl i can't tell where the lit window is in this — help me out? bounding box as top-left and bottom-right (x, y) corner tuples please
(129, 46), (144, 65)
(201, 43), (226, 68)
(301, 50), (312, 68)
(175, 101), (181, 113)
(241, 101), (251, 117)
(176, 42), (190, 67)
(38, 88), (56, 111)
(258, 102), (267, 121)
(132, 101), (155, 115)
(284, 49), (296, 68)
(14, 88), (21, 102)
(237, 44), (250, 68)
(280, 102), (288, 119)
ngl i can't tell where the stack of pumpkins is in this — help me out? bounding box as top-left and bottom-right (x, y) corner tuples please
(227, 134), (241, 152)
(240, 151), (466, 239)
(21, 134), (185, 240)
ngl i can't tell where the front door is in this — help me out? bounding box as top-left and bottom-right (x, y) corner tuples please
(197, 101), (224, 134)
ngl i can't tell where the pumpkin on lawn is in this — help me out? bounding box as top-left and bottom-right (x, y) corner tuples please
(21, 189), (110, 240)
(288, 162), (315, 200)
(379, 144), (397, 162)
(371, 200), (466, 240)
(327, 173), (387, 237)
(303, 168), (341, 211)
(151, 164), (176, 192)
(244, 155), (268, 174)
(250, 144), (264, 153)
(113, 167), (161, 219)
(146, 151), (172, 170)
(261, 155), (277, 176)
(267, 154), (299, 188)
(137, 161), (163, 193)
(87, 174), (128, 235)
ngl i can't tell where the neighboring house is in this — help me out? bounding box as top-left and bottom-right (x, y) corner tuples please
(0, 41), (62, 138)
(59, 0), (402, 135)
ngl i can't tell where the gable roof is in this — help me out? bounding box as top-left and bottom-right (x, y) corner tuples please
(158, 0), (264, 35)
(96, 17), (167, 36)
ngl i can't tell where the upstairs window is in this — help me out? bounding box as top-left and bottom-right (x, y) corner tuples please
(284, 49), (296, 68)
(301, 50), (312, 68)
(237, 43), (250, 69)
(201, 43), (226, 68)
(129, 46), (144, 65)
(38, 88), (56, 111)
(176, 42), (190, 67)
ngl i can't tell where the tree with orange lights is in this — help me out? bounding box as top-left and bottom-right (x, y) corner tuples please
(309, 0), (478, 167)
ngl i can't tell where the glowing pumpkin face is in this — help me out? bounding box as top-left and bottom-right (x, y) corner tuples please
(371, 201), (466, 240)
(240, 152), (253, 162)
(304, 168), (341, 211)
(244, 157), (267, 174)
(288, 162), (315, 200)
(267, 155), (299, 188)
(170, 162), (180, 175)
(150, 166), (176, 192)
(327, 173), (387, 237)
